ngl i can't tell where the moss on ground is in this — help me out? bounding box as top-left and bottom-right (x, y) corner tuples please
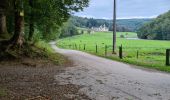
(0, 87), (7, 97)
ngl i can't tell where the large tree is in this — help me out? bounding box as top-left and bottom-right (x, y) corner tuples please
(0, 0), (89, 44)
(26, 0), (89, 41)
(10, 0), (25, 45)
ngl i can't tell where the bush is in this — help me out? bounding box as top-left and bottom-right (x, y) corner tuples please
(120, 34), (125, 38)
(59, 21), (79, 38)
(87, 29), (91, 34)
(81, 30), (84, 34)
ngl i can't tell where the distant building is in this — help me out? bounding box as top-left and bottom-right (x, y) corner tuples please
(91, 24), (109, 32)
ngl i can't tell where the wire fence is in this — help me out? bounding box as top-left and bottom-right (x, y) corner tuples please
(58, 43), (170, 66)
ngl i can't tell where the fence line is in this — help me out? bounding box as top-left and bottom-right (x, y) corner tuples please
(58, 43), (170, 66)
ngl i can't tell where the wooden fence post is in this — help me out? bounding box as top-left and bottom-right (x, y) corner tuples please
(119, 45), (123, 59)
(79, 44), (81, 50)
(137, 50), (139, 59)
(84, 44), (86, 50)
(75, 44), (77, 49)
(72, 44), (74, 49)
(96, 45), (98, 53)
(166, 49), (170, 66)
(105, 45), (107, 56)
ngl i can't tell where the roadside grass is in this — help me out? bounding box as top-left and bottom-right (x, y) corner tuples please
(0, 38), (69, 66)
(34, 41), (69, 66)
(57, 32), (170, 72)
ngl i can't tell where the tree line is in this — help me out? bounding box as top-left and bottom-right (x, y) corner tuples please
(0, 0), (89, 47)
(69, 16), (152, 32)
(137, 10), (170, 40)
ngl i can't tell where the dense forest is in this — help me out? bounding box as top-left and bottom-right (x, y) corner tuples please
(137, 10), (170, 40)
(0, 0), (89, 59)
(69, 16), (152, 32)
(0, 0), (89, 46)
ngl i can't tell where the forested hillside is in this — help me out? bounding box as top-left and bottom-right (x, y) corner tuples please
(70, 16), (152, 32)
(137, 10), (170, 40)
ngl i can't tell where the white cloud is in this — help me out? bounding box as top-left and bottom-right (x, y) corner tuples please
(75, 14), (158, 19)
(75, 14), (97, 19)
(117, 15), (158, 19)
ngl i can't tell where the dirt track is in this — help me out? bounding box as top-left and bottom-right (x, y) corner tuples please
(51, 42), (170, 100)
(0, 53), (90, 100)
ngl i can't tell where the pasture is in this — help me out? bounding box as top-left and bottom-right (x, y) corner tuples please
(57, 32), (170, 72)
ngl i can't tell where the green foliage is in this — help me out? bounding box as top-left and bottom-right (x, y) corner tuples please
(120, 34), (125, 38)
(35, 41), (69, 65)
(32, 30), (43, 43)
(58, 32), (170, 72)
(35, 41), (55, 54)
(1, 0), (89, 41)
(137, 10), (170, 40)
(80, 30), (84, 34)
(117, 19), (152, 32)
(59, 19), (79, 38)
(30, 0), (89, 40)
(87, 29), (91, 34)
(70, 16), (152, 32)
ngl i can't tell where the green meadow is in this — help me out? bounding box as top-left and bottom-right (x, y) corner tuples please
(57, 32), (170, 72)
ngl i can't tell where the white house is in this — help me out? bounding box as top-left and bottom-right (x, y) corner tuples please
(91, 24), (109, 32)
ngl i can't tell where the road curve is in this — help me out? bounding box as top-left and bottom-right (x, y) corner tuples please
(50, 42), (170, 100)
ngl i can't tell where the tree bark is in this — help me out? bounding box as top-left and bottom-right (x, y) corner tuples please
(10, 0), (24, 45)
(28, 0), (34, 41)
(28, 19), (34, 41)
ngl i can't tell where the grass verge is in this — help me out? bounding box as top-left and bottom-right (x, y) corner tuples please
(57, 32), (170, 73)
(0, 40), (70, 67)
(34, 41), (70, 66)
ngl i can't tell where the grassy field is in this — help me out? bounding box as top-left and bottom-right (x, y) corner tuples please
(57, 32), (170, 72)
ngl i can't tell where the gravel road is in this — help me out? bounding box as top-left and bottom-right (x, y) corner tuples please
(51, 42), (170, 100)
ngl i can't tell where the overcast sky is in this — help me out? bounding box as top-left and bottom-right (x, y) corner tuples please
(74, 0), (170, 19)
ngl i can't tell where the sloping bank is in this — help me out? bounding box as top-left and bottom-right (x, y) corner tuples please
(0, 41), (90, 99)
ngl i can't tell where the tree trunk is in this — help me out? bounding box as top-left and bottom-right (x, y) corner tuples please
(0, 10), (8, 37)
(10, 0), (24, 45)
(28, 0), (34, 41)
(28, 20), (34, 41)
